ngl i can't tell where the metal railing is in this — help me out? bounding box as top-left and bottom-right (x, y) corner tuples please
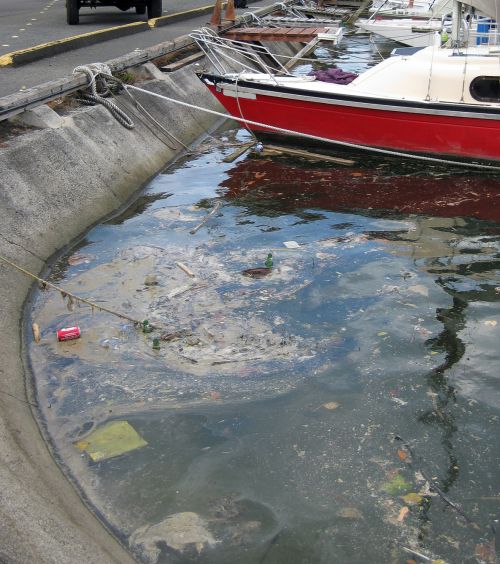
(189, 27), (291, 77)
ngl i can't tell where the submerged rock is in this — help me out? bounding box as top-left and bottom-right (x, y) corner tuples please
(130, 512), (216, 563)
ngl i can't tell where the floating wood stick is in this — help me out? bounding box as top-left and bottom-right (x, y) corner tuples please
(222, 142), (254, 163)
(32, 323), (41, 343)
(190, 200), (222, 235)
(175, 261), (195, 278)
(265, 144), (354, 165)
(168, 283), (206, 298)
(400, 546), (433, 562)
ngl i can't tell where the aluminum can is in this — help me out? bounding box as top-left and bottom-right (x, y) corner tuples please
(57, 326), (81, 341)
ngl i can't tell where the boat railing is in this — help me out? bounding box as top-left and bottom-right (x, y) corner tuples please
(467, 19), (499, 47)
(189, 27), (291, 80)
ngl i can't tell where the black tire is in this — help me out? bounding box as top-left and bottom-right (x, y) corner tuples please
(66, 0), (79, 24)
(136, 4), (146, 14)
(147, 0), (162, 19)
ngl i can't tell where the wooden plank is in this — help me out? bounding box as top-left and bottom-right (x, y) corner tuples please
(284, 27), (302, 36)
(283, 37), (320, 71)
(346, 0), (372, 23)
(265, 144), (355, 165)
(222, 142), (254, 163)
(160, 52), (205, 72)
(224, 27), (326, 42)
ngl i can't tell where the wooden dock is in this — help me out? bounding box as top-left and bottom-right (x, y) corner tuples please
(223, 26), (329, 42)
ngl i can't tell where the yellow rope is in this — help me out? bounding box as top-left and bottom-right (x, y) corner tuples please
(0, 254), (145, 327)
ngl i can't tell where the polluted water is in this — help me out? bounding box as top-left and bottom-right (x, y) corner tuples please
(28, 35), (500, 564)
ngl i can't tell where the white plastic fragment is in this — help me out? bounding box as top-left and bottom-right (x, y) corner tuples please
(283, 241), (301, 249)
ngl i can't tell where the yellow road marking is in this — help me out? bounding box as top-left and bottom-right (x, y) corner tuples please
(0, 22), (148, 67)
(0, 54), (13, 66)
(148, 4), (222, 27)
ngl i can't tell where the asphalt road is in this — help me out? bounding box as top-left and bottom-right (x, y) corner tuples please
(0, 0), (219, 55)
(0, 0), (265, 98)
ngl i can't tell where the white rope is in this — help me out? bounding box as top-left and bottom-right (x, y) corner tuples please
(125, 83), (500, 172)
(73, 64), (135, 129)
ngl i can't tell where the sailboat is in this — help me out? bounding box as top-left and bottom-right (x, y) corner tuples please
(355, 0), (497, 48)
(368, 0), (452, 18)
(354, 16), (446, 47)
(195, 1), (500, 165)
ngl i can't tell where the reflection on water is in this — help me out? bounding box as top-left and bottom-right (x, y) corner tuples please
(28, 36), (500, 564)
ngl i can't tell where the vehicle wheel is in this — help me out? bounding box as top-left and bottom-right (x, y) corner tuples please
(136, 4), (146, 14)
(66, 0), (79, 24)
(147, 0), (162, 19)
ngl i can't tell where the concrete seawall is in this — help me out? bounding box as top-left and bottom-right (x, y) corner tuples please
(0, 63), (224, 563)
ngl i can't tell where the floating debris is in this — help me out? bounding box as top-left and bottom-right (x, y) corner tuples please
(401, 492), (424, 505)
(381, 474), (412, 496)
(242, 267), (272, 278)
(397, 506), (409, 522)
(74, 420), (147, 462)
(130, 512), (216, 562)
(337, 507), (364, 520)
(322, 401), (339, 410)
(144, 275), (159, 286)
(176, 261), (196, 278)
(57, 326), (81, 342)
(32, 322), (41, 343)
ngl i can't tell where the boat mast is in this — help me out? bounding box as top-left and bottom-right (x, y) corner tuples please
(451, 0), (462, 47)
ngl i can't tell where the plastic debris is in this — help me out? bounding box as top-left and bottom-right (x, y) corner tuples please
(142, 320), (153, 333)
(381, 474), (412, 496)
(74, 420), (147, 462)
(322, 401), (339, 410)
(392, 397), (408, 407)
(337, 507), (364, 520)
(400, 492), (424, 505)
(283, 241), (300, 249)
(408, 284), (429, 297)
(130, 512), (216, 561)
(265, 253), (273, 268)
(152, 338), (160, 350)
(144, 275), (159, 286)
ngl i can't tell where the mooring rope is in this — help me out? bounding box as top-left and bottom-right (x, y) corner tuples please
(0, 254), (145, 326)
(73, 64), (135, 130)
(73, 65), (193, 152)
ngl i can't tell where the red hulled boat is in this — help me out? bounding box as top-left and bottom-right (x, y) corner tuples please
(194, 0), (500, 166)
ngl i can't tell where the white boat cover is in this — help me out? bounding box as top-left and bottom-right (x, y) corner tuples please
(464, 0), (498, 18)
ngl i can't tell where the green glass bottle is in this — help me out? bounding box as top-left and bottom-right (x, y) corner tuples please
(265, 253), (273, 268)
(142, 320), (152, 333)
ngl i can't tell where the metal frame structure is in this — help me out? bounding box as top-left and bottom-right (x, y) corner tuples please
(190, 27), (291, 78)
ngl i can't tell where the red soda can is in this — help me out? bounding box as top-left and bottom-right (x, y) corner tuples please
(57, 326), (81, 341)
